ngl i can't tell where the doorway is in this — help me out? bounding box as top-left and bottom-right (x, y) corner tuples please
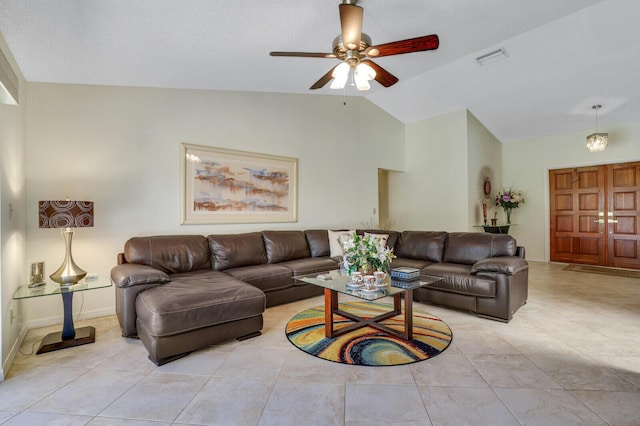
(549, 161), (640, 269)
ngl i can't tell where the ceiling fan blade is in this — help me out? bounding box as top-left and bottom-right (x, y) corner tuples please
(270, 52), (337, 58)
(366, 34), (439, 58)
(361, 60), (399, 87)
(339, 3), (363, 50)
(310, 65), (340, 90)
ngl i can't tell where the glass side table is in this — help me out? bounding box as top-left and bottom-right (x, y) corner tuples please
(13, 279), (113, 354)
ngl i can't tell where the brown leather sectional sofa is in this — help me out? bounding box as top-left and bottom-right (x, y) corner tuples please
(111, 229), (528, 364)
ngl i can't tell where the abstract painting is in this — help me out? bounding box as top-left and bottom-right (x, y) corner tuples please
(181, 144), (298, 224)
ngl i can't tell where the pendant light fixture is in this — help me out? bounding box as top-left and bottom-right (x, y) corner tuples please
(586, 105), (608, 152)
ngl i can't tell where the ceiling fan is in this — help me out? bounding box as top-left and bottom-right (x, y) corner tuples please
(269, 0), (439, 91)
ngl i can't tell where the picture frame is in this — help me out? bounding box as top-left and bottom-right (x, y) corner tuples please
(181, 143), (298, 224)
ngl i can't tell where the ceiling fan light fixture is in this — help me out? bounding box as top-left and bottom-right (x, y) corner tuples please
(353, 62), (376, 91)
(356, 62), (376, 80)
(271, 2), (439, 91)
(330, 62), (350, 89)
(354, 74), (370, 91)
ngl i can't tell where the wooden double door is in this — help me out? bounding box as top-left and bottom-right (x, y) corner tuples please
(550, 161), (640, 269)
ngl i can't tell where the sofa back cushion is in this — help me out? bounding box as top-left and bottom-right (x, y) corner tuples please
(327, 229), (355, 257)
(443, 232), (517, 265)
(124, 235), (211, 274)
(207, 232), (268, 271)
(262, 230), (311, 263)
(395, 231), (447, 263)
(305, 229), (330, 257)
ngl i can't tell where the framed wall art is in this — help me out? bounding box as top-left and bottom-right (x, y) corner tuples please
(181, 143), (298, 224)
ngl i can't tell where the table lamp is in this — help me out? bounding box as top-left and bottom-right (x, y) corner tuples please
(39, 200), (94, 285)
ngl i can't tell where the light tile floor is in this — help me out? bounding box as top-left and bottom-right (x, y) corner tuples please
(1, 261), (639, 425)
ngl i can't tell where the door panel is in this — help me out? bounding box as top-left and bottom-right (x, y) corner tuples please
(607, 162), (640, 269)
(549, 166), (606, 265)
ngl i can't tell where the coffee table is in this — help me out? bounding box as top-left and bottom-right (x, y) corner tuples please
(294, 270), (443, 340)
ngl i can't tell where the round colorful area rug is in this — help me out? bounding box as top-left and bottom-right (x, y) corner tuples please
(285, 301), (453, 366)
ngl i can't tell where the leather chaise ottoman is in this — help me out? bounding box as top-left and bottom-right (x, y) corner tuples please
(134, 271), (265, 365)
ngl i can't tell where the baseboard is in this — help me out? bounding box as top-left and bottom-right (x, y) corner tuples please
(24, 307), (116, 330)
(1, 323), (29, 382)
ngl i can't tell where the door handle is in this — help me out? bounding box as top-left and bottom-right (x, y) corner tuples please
(594, 219), (605, 224)
(608, 219), (618, 223)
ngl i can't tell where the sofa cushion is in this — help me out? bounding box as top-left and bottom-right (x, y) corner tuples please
(422, 263), (496, 298)
(208, 232), (267, 271)
(395, 231), (447, 263)
(443, 233), (517, 265)
(262, 230), (311, 263)
(391, 258), (433, 271)
(278, 257), (339, 276)
(305, 229), (330, 257)
(135, 271), (265, 337)
(124, 235), (211, 274)
(470, 257), (529, 275)
(111, 264), (171, 288)
(223, 263), (293, 293)
(328, 230), (354, 257)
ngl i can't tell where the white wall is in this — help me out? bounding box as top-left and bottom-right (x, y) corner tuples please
(388, 110), (469, 231)
(502, 120), (640, 262)
(466, 111), (502, 229)
(0, 34), (26, 380)
(24, 83), (405, 326)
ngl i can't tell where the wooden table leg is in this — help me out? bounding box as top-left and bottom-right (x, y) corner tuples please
(404, 289), (413, 340)
(324, 288), (338, 338)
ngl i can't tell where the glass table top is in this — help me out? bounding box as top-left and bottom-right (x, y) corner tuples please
(294, 269), (443, 301)
(13, 279), (113, 299)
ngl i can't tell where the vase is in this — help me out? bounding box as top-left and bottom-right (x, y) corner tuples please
(505, 208), (512, 224)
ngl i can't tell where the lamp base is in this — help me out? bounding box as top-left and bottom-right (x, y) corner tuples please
(50, 271), (87, 286)
(50, 229), (87, 285)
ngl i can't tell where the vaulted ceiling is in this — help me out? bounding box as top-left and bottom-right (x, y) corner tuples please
(1, 0), (638, 143)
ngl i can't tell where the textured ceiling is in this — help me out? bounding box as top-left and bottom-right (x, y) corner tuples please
(1, 0), (638, 143)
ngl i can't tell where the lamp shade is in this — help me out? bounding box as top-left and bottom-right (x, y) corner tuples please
(39, 201), (94, 228)
(586, 133), (608, 152)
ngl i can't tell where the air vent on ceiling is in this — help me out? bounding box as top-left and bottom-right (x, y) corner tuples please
(476, 48), (508, 66)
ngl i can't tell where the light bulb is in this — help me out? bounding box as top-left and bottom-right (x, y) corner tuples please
(330, 63), (350, 89)
(354, 63), (376, 91)
(356, 62), (376, 80)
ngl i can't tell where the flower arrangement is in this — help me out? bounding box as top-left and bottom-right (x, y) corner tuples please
(495, 188), (525, 224)
(342, 232), (396, 274)
(495, 188), (525, 209)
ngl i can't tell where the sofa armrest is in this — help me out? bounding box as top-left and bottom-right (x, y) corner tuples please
(111, 264), (171, 288)
(470, 257), (528, 276)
